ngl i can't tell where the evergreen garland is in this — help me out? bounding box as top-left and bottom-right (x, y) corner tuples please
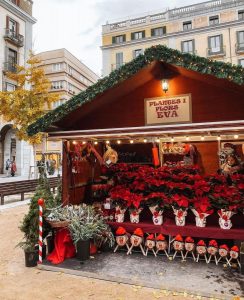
(27, 45), (244, 137)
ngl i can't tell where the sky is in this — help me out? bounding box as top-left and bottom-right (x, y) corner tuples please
(33, 0), (201, 76)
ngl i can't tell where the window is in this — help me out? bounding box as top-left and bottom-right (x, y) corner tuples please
(115, 52), (123, 69)
(53, 99), (66, 109)
(52, 63), (62, 72)
(239, 59), (244, 67)
(7, 48), (17, 71)
(183, 21), (192, 31)
(181, 40), (195, 54)
(151, 27), (166, 37)
(51, 81), (64, 90)
(6, 82), (16, 91)
(209, 15), (219, 25)
(131, 31), (145, 40)
(237, 31), (244, 51)
(133, 49), (144, 58)
(112, 35), (126, 44)
(238, 10), (244, 20)
(68, 65), (74, 75)
(208, 35), (223, 54)
(9, 18), (17, 34)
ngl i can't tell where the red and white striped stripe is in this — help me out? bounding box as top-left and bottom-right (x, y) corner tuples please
(38, 198), (44, 264)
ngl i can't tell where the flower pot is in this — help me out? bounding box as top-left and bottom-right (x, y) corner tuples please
(149, 205), (163, 225)
(130, 208), (142, 223)
(115, 207), (126, 223)
(218, 209), (236, 230)
(191, 209), (210, 227)
(172, 207), (188, 226)
(76, 239), (90, 261)
(24, 249), (38, 267)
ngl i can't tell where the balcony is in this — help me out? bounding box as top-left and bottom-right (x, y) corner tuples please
(207, 46), (226, 57)
(182, 50), (197, 55)
(4, 29), (24, 47)
(3, 62), (17, 73)
(236, 43), (244, 53)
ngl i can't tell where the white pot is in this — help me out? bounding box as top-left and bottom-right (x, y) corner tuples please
(218, 209), (236, 230)
(191, 209), (210, 228)
(130, 208), (142, 224)
(115, 207), (126, 223)
(152, 215), (163, 225)
(172, 207), (188, 226)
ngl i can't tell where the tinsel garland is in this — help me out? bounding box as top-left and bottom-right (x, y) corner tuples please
(27, 45), (244, 136)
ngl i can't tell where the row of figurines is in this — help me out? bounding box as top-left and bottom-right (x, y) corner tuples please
(114, 227), (241, 268)
(111, 206), (237, 230)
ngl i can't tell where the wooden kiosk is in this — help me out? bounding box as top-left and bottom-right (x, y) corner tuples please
(28, 45), (244, 241)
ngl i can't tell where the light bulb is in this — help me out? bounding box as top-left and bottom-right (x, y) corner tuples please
(201, 136), (205, 141)
(106, 140), (110, 144)
(130, 140), (134, 144)
(234, 135), (239, 139)
(117, 140), (121, 144)
(143, 139), (147, 143)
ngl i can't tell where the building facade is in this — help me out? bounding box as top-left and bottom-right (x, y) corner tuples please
(0, 0), (36, 176)
(101, 0), (244, 76)
(34, 49), (99, 163)
(34, 49), (99, 110)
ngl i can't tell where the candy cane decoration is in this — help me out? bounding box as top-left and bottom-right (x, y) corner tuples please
(38, 198), (44, 264)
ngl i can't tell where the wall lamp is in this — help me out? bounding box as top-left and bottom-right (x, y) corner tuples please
(162, 79), (169, 93)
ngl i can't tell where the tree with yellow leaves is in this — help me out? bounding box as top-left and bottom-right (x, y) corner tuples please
(0, 52), (59, 145)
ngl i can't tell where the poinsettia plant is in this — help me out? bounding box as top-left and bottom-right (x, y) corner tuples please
(109, 185), (131, 209)
(145, 192), (169, 209)
(191, 196), (214, 216)
(170, 194), (189, 211)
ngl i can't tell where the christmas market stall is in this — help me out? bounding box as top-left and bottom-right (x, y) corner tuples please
(27, 45), (244, 269)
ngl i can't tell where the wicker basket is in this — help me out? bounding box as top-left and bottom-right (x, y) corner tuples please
(46, 219), (70, 228)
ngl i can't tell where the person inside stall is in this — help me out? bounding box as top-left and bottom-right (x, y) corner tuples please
(221, 154), (242, 175)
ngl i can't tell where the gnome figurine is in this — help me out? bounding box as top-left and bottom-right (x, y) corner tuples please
(196, 240), (208, 263)
(184, 237), (196, 261)
(114, 226), (130, 253)
(217, 244), (229, 265)
(172, 234), (185, 260)
(155, 234), (169, 258)
(228, 246), (241, 268)
(127, 228), (146, 256)
(207, 240), (218, 265)
(145, 234), (156, 257)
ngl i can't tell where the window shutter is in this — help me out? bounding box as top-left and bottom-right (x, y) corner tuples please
(192, 39), (195, 53)
(151, 28), (155, 37)
(112, 36), (116, 44)
(142, 30), (145, 38)
(16, 22), (19, 34)
(131, 32), (135, 40)
(220, 34), (223, 51)
(207, 36), (211, 51)
(6, 16), (9, 29)
(123, 34), (126, 42)
(181, 41), (184, 52)
(237, 31), (240, 44)
(163, 26), (166, 34)
(133, 50), (136, 59)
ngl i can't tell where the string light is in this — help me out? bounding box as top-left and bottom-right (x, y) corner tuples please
(234, 134), (239, 139)
(72, 141), (77, 145)
(217, 136), (221, 141)
(130, 140), (134, 144)
(201, 136), (205, 141)
(82, 141), (86, 145)
(106, 140), (110, 144)
(94, 141), (98, 145)
(143, 139), (147, 143)
(156, 138), (160, 143)
(186, 136), (190, 141)
(117, 140), (121, 144)
(171, 137), (174, 142)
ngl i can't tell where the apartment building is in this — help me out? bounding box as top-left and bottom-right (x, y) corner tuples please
(0, 0), (36, 175)
(34, 49), (99, 109)
(101, 0), (244, 76)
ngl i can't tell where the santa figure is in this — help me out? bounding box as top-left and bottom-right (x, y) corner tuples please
(127, 228), (145, 256)
(155, 234), (169, 258)
(207, 240), (218, 265)
(196, 240), (208, 263)
(172, 234), (184, 260)
(217, 244), (229, 265)
(184, 237), (196, 261)
(114, 226), (130, 253)
(145, 234), (156, 257)
(228, 245), (241, 268)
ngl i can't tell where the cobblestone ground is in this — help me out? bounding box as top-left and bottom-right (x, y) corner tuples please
(0, 204), (199, 300)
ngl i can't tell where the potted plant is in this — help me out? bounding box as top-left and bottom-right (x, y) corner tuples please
(110, 186), (131, 222)
(145, 192), (168, 225)
(68, 205), (114, 260)
(171, 194), (189, 226)
(191, 197), (214, 227)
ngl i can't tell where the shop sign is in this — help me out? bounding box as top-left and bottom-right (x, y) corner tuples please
(145, 94), (192, 125)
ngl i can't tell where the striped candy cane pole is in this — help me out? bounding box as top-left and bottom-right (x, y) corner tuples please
(38, 198), (44, 264)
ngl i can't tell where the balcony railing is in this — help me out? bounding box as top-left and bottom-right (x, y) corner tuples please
(4, 29), (24, 47)
(207, 46), (226, 57)
(3, 62), (17, 73)
(236, 43), (244, 53)
(182, 50), (197, 55)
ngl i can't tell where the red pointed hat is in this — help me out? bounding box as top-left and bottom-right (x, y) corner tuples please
(175, 234), (183, 242)
(146, 234), (154, 241)
(156, 234), (166, 241)
(219, 244), (229, 251)
(231, 245), (239, 252)
(197, 240), (206, 247)
(208, 240), (218, 248)
(185, 236), (194, 243)
(133, 228), (143, 237)
(116, 226), (126, 236)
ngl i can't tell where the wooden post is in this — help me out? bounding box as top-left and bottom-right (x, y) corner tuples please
(62, 141), (70, 205)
